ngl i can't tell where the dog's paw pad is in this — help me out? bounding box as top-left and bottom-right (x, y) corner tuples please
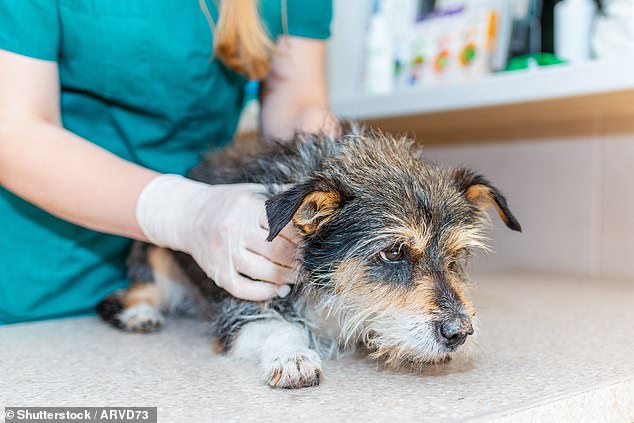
(264, 350), (322, 389)
(117, 303), (164, 333)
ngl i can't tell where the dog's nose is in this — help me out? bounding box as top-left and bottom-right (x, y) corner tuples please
(439, 317), (473, 349)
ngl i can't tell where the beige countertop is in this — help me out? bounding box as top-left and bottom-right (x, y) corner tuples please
(1, 274), (633, 422)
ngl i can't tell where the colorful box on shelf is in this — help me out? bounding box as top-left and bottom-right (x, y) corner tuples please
(397, 4), (499, 89)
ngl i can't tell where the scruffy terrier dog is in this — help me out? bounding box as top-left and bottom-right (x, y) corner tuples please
(98, 130), (521, 388)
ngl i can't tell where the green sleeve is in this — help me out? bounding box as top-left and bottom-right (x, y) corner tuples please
(0, 0), (60, 61)
(286, 0), (332, 40)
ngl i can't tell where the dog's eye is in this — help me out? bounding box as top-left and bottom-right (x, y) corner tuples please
(379, 245), (405, 263)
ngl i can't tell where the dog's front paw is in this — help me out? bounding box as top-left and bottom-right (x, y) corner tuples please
(117, 303), (165, 333)
(263, 349), (322, 389)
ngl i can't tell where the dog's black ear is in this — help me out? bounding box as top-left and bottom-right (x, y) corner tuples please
(452, 168), (522, 232)
(265, 180), (346, 241)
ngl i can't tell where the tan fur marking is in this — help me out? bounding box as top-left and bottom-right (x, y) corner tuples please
(123, 283), (160, 308)
(446, 274), (472, 307)
(292, 191), (341, 235)
(390, 225), (430, 257)
(465, 184), (491, 205)
(332, 252), (474, 317)
(444, 227), (490, 254)
(212, 339), (225, 354)
(332, 260), (438, 315)
(269, 369), (283, 386)
(148, 247), (178, 279)
(466, 184), (510, 226)
(493, 203), (511, 226)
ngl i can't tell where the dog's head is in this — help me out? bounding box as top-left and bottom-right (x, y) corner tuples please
(265, 132), (521, 367)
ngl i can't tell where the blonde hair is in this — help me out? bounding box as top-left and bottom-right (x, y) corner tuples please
(199, 0), (279, 80)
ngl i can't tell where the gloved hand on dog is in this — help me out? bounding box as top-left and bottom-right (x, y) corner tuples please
(136, 174), (299, 301)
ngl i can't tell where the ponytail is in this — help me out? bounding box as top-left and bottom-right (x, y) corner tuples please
(200, 0), (276, 80)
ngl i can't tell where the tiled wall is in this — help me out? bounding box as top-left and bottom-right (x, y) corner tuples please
(425, 130), (634, 279)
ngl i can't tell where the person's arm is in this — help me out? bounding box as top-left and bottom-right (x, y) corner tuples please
(260, 36), (339, 139)
(0, 50), (157, 240)
(0, 49), (294, 301)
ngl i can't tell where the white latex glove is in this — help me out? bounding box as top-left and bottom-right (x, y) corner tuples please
(136, 174), (299, 301)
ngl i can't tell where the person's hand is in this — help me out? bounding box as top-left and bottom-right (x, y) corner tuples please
(136, 174), (300, 301)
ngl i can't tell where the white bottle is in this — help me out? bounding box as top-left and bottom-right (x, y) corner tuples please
(554, 0), (597, 63)
(593, 0), (634, 59)
(364, 0), (394, 95)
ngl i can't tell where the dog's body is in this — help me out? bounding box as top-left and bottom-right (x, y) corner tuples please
(98, 130), (521, 388)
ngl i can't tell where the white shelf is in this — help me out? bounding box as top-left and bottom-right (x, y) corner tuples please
(332, 59), (634, 121)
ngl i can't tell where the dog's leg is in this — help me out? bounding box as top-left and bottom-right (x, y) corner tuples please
(231, 319), (322, 389)
(97, 244), (202, 333)
(97, 282), (165, 333)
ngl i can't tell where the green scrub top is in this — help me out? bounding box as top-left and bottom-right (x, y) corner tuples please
(0, 0), (332, 324)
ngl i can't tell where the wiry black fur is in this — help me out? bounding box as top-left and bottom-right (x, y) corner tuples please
(169, 250), (302, 351)
(127, 242), (154, 283)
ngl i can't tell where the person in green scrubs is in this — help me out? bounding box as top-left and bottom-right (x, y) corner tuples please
(0, 0), (337, 324)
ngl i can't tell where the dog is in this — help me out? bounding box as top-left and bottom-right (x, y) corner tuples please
(97, 129), (521, 388)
